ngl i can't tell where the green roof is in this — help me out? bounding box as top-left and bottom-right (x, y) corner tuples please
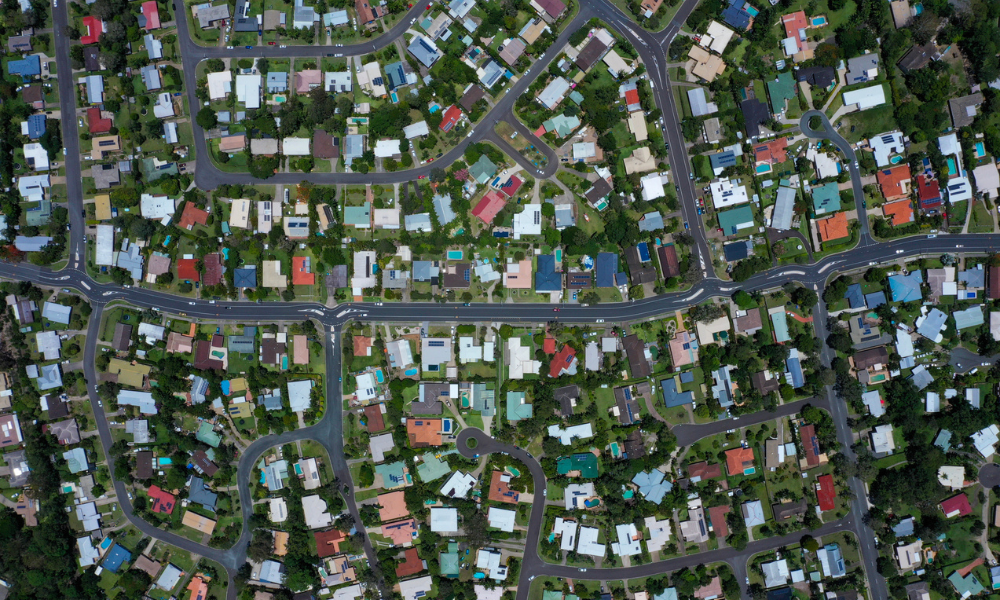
(25, 200), (51, 227)
(440, 550), (460, 577)
(344, 202), (372, 227)
(415, 452), (452, 482)
(568, 91), (584, 104)
(717, 205), (756, 235)
(196, 422), (222, 448)
(469, 155), (497, 184)
(766, 71), (796, 114)
(542, 114), (581, 138)
(556, 453), (600, 478)
(811, 182), (841, 215)
(949, 570), (985, 597)
(506, 391), (532, 422)
(374, 461), (408, 489)
(543, 592), (564, 600)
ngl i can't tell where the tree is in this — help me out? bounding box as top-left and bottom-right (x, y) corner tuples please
(247, 529), (274, 562)
(791, 287), (818, 308)
(196, 108), (218, 130)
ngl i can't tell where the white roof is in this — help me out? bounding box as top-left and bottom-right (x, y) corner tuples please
(602, 49), (632, 75)
(554, 517), (577, 551)
(95, 224), (114, 266)
(507, 338), (540, 379)
(235, 73), (262, 109)
(302, 494), (332, 529)
(974, 163), (1000, 199)
(938, 132), (960, 157)
(439, 470), (476, 498)
(869, 131), (904, 167)
(403, 121), (430, 138)
(332, 584), (364, 600)
(23, 143), (49, 171)
(871, 424), (896, 454)
(641, 173), (667, 201)
(762, 559), (790, 588)
(17, 174), (49, 201)
(487, 507), (516, 532)
(564, 482), (596, 510)
(458, 336), (482, 362)
(269, 497), (288, 522)
(709, 178), (749, 209)
(807, 147), (840, 179)
(973, 424), (999, 457)
(547, 423), (593, 445)
(512, 203), (542, 238)
(36, 330), (60, 360)
(287, 379), (313, 412)
(430, 507), (459, 532)
(645, 516), (672, 553)
(945, 176), (973, 202)
(895, 327), (914, 358)
(861, 390), (884, 418)
(207, 70), (232, 100)
(702, 21), (735, 54)
(576, 526), (606, 557)
(282, 137), (310, 156)
(843, 84), (886, 110)
(325, 70), (353, 93)
(153, 92), (174, 118)
(77, 536), (100, 567)
(373, 139), (401, 158)
(355, 372), (377, 402)
(399, 576), (433, 600)
(156, 564), (184, 590)
(612, 523), (642, 556)
(140, 193), (175, 219)
(138, 322), (165, 343)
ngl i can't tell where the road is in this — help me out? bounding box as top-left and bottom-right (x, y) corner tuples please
(30, 0), (1000, 596)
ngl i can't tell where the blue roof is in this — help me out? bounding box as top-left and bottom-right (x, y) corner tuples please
(710, 151), (737, 170)
(889, 271), (923, 302)
(844, 284), (864, 309)
(661, 378), (693, 407)
(234, 266), (257, 288)
(892, 516), (915, 537)
(595, 252), (617, 288)
(631, 469), (672, 504)
(27, 114), (46, 139)
(408, 37), (440, 67)
(384, 61), (408, 90)
(102, 544), (131, 573)
(535, 254), (561, 292)
(786, 351), (804, 388)
(679, 371), (695, 383)
(723, 241), (749, 261)
(865, 291), (886, 308)
(8, 56), (41, 78)
(722, 0), (752, 29)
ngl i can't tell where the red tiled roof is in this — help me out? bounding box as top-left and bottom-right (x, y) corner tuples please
(439, 105), (462, 132)
(917, 174), (941, 205)
(753, 137), (788, 164)
(141, 1), (161, 30)
(363, 404), (385, 432)
(500, 175), (523, 198)
(941, 493), (972, 518)
(148, 485), (176, 514)
(395, 548), (424, 578)
(707, 504), (730, 538)
(817, 212), (849, 243)
(488, 470), (520, 504)
(292, 256), (315, 286)
(314, 529), (347, 558)
(725, 447), (755, 476)
(87, 107), (112, 134)
(800, 424), (820, 466)
(549, 344), (576, 377)
(816, 474), (835, 511)
(543, 337), (556, 354)
(471, 191), (506, 223)
(876, 165), (910, 200)
(177, 258), (200, 282)
(203, 253), (223, 286)
(624, 88), (640, 106)
(82, 16), (102, 45)
(178, 203), (209, 230)
(782, 11), (808, 38)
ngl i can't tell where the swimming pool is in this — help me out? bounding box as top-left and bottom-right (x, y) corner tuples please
(281, 356), (288, 370)
(390, 92), (398, 103)
(947, 157), (958, 176)
(594, 199), (608, 211)
(890, 155), (903, 164)
(163, 235), (172, 246)
(222, 380), (231, 395)
(555, 249), (562, 262)
(506, 466), (521, 477)
(99, 537), (113, 550)
(610, 441), (621, 458)
(447, 250), (464, 260)
(976, 142), (986, 157)
(811, 16), (827, 26)
(584, 499), (601, 508)
(745, 5), (759, 16)
(375, 369), (385, 384)
(158, 458), (172, 466)
(273, 95), (286, 103)
(404, 368), (418, 376)
(755, 164), (772, 174)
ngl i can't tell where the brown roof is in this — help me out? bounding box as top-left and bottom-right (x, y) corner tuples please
(313, 130), (340, 159)
(133, 555), (162, 578)
(261, 338), (285, 365)
(45, 394), (69, 419)
(533, 0), (566, 19)
(363, 404), (385, 432)
(575, 38), (609, 71)
(112, 323), (133, 351)
(314, 529), (347, 558)
(734, 309), (763, 334)
(686, 461), (722, 481)
(193, 335), (225, 370)
(136, 451), (154, 479)
(584, 177), (613, 205)
(355, 0), (382, 23)
(459, 85), (486, 111)
(395, 548), (425, 578)
(751, 371), (780, 395)
(990, 265), (1000, 300)
(772, 499), (808, 520)
(707, 504), (730, 538)
(443, 263), (472, 288)
(622, 334), (651, 378)
(406, 418), (442, 447)
(488, 470), (520, 504)
(203, 253), (223, 286)
(658, 245), (680, 279)
(192, 450), (219, 476)
(21, 85), (43, 105)
(625, 245), (657, 284)
(853, 346), (889, 370)
(624, 429), (646, 458)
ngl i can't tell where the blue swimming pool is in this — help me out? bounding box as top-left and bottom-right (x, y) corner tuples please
(745, 5), (759, 16)
(976, 142), (986, 157)
(222, 380), (231, 395)
(404, 368), (418, 376)
(811, 16), (827, 26)
(390, 92), (398, 103)
(890, 155), (903, 164)
(375, 369), (385, 383)
(158, 458), (172, 466)
(447, 250), (463, 260)
(99, 537), (113, 550)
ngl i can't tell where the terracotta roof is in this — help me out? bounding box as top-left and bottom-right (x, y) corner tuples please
(178, 203), (209, 229)
(543, 337), (556, 354)
(377, 490), (409, 521)
(753, 137), (788, 164)
(707, 504), (730, 538)
(178, 258), (200, 282)
(187, 577), (208, 600)
(87, 107), (112, 134)
(687, 461), (722, 480)
(471, 191), (506, 223)
(800, 424), (820, 466)
(817, 212), (849, 242)
(882, 199), (914, 225)
(395, 548), (424, 577)
(406, 418), (442, 447)
(148, 485), (176, 514)
(876, 165), (910, 200)
(292, 256), (315, 285)
(439, 105), (462, 132)
(488, 470), (520, 504)
(724, 447), (755, 475)
(549, 344), (577, 377)
(353, 336), (372, 356)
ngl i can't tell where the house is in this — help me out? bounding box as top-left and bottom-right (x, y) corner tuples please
(762, 559), (790, 588)
(949, 93), (983, 128)
(408, 35), (441, 68)
(845, 53), (879, 84)
(355, 0), (383, 24)
(896, 540), (924, 571)
(688, 45), (725, 82)
(941, 493), (972, 518)
(742, 500), (765, 527)
(842, 84), (887, 110)
(815, 474), (836, 511)
(726, 447), (755, 476)
(488, 507), (516, 532)
(538, 77), (571, 110)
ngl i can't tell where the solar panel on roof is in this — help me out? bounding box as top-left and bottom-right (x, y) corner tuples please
(429, 341), (444, 346)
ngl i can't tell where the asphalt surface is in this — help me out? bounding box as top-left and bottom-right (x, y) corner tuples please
(31, 0), (1000, 597)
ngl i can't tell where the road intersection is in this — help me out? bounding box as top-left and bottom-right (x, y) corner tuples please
(17, 0), (1000, 597)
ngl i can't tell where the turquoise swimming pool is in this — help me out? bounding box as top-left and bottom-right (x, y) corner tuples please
(976, 142), (986, 157)
(158, 458), (172, 466)
(404, 368), (418, 376)
(222, 380), (231, 395)
(947, 157), (958, 176)
(745, 5), (759, 16)
(99, 537), (113, 550)
(555, 249), (562, 262)
(756, 163), (772, 174)
(447, 250), (463, 260)
(811, 16), (827, 25)
(375, 368), (385, 383)
(890, 155), (903, 164)
(163, 235), (172, 246)
(274, 95), (286, 103)
(390, 92), (398, 103)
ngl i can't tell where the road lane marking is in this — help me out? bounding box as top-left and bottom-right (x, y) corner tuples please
(818, 260), (844, 274)
(80, 281), (91, 290)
